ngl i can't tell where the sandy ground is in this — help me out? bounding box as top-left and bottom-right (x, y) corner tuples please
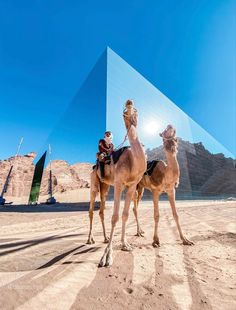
(4, 188), (91, 205)
(0, 200), (235, 310)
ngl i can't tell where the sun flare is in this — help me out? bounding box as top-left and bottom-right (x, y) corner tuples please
(144, 120), (160, 136)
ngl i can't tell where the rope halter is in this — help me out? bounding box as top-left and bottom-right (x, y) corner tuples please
(123, 100), (138, 128)
(159, 124), (178, 153)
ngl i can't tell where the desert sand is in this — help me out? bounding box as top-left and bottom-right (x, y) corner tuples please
(0, 199), (235, 310)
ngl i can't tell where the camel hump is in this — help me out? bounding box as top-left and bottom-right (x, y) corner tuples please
(112, 146), (130, 164)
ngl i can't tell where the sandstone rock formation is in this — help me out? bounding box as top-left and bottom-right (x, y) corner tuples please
(0, 152), (36, 203)
(39, 160), (92, 195)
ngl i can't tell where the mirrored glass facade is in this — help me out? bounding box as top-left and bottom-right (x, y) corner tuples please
(106, 48), (235, 198)
(33, 47), (235, 201)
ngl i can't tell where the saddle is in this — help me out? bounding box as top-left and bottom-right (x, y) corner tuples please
(93, 156), (111, 171)
(144, 160), (160, 176)
(93, 146), (130, 170)
(112, 146), (130, 164)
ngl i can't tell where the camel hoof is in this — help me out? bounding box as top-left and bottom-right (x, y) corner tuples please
(135, 232), (144, 237)
(98, 255), (106, 267)
(98, 249), (113, 267)
(105, 249), (113, 266)
(86, 237), (95, 244)
(182, 239), (194, 246)
(104, 237), (109, 243)
(152, 241), (160, 248)
(121, 243), (133, 252)
(135, 229), (145, 237)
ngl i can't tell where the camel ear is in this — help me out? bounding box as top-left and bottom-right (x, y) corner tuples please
(159, 133), (163, 137)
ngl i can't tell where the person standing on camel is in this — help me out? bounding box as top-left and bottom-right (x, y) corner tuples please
(97, 131), (114, 181)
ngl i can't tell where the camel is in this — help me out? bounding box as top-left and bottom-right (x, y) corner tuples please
(87, 100), (146, 267)
(133, 124), (194, 247)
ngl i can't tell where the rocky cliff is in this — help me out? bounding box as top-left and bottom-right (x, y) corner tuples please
(40, 161), (92, 195)
(0, 153), (36, 200)
(0, 154), (92, 203)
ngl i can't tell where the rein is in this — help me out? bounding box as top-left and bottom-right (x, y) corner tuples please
(114, 128), (130, 151)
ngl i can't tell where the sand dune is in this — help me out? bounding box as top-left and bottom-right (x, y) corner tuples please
(0, 200), (235, 310)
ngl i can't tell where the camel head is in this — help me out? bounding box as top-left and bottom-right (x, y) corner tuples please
(123, 99), (138, 130)
(159, 124), (178, 153)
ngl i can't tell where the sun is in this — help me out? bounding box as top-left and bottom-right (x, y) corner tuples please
(144, 120), (160, 136)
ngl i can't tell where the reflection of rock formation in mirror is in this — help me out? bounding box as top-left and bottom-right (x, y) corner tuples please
(28, 151), (47, 205)
(39, 161), (91, 195)
(45, 144), (56, 204)
(38, 161), (92, 203)
(147, 139), (236, 198)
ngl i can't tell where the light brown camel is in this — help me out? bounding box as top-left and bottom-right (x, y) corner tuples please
(133, 124), (194, 247)
(88, 100), (146, 267)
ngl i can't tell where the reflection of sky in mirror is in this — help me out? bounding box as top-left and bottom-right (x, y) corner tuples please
(107, 48), (234, 158)
(34, 51), (107, 165)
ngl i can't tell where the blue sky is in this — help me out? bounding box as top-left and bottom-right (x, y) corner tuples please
(0, 0), (235, 161)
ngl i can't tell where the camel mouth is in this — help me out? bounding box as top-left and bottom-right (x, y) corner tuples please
(125, 99), (134, 107)
(123, 100), (137, 117)
(159, 125), (178, 153)
(160, 124), (176, 140)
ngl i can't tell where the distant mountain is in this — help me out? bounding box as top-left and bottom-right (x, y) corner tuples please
(146, 139), (236, 197)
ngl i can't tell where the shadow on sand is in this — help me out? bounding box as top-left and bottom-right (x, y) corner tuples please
(0, 233), (84, 257)
(0, 202), (100, 213)
(165, 213), (213, 309)
(70, 242), (181, 309)
(37, 245), (100, 269)
(0, 241), (101, 309)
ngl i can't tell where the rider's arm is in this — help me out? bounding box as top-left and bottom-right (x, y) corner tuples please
(99, 140), (110, 153)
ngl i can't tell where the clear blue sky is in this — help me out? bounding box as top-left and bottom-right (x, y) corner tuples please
(0, 0), (235, 160)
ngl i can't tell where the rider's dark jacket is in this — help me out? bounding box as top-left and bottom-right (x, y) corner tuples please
(98, 139), (114, 155)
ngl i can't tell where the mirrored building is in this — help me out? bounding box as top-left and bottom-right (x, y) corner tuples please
(34, 47), (235, 199)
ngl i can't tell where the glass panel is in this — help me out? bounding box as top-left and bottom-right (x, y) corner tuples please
(35, 50), (107, 165)
(107, 48), (235, 199)
(28, 151), (47, 204)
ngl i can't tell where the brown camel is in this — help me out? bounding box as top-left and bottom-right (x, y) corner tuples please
(133, 124), (194, 247)
(88, 100), (146, 267)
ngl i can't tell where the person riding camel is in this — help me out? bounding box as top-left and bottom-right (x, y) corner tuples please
(97, 131), (114, 181)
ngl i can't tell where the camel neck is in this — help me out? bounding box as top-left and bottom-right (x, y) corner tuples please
(128, 125), (144, 157)
(165, 150), (179, 172)
(127, 125), (137, 143)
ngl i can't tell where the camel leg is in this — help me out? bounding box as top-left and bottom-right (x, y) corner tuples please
(133, 186), (144, 236)
(99, 183), (123, 267)
(121, 184), (137, 251)
(99, 183), (110, 243)
(87, 172), (99, 244)
(87, 189), (97, 244)
(152, 190), (160, 247)
(167, 189), (194, 245)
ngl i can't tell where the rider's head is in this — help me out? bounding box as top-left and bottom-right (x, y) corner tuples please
(104, 131), (113, 142)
